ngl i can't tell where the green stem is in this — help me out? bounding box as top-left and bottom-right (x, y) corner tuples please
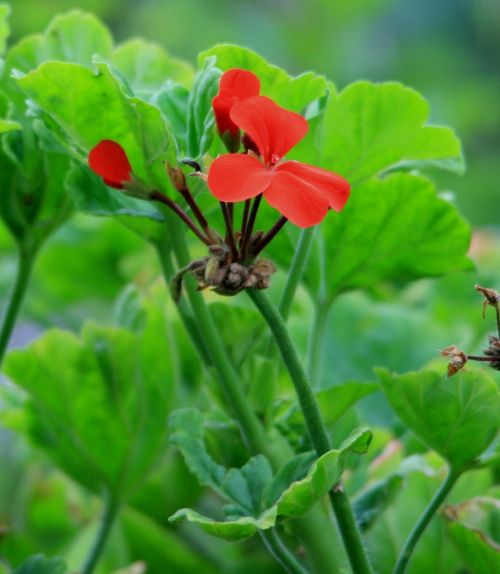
(279, 228), (315, 320)
(306, 301), (330, 385)
(0, 252), (34, 366)
(81, 496), (119, 574)
(260, 529), (310, 574)
(393, 469), (460, 574)
(247, 289), (373, 574)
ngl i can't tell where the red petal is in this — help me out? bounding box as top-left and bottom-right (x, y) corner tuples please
(88, 140), (132, 188)
(213, 92), (239, 136)
(213, 69), (260, 137)
(230, 96), (308, 165)
(219, 68), (260, 99)
(263, 169), (330, 228)
(207, 154), (272, 202)
(276, 161), (350, 211)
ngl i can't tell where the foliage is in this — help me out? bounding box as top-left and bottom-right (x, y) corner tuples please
(0, 5), (498, 574)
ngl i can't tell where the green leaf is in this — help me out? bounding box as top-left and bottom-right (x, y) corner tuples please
(3, 316), (175, 499)
(110, 39), (194, 95)
(152, 83), (189, 152)
(13, 555), (66, 574)
(18, 62), (176, 188)
(64, 162), (165, 233)
(170, 409), (372, 539)
(0, 3), (9, 56)
(0, 147), (73, 246)
(312, 81), (464, 184)
(169, 507), (277, 542)
(199, 44), (327, 113)
(377, 368), (500, 470)
(446, 498), (500, 573)
(353, 474), (404, 532)
(40, 11), (113, 66)
(272, 428), (372, 517)
(278, 173), (472, 302)
(186, 57), (221, 158)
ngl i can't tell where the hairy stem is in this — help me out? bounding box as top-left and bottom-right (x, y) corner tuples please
(393, 469), (460, 574)
(260, 529), (310, 574)
(0, 251), (34, 366)
(81, 495), (119, 574)
(247, 289), (373, 574)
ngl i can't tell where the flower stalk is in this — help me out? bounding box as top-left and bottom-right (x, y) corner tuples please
(0, 251), (34, 366)
(247, 289), (373, 574)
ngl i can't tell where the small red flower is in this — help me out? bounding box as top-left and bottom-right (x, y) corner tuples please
(212, 68), (260, 139)
(207, 96), (350, 228)
(88, 140), (132, 189)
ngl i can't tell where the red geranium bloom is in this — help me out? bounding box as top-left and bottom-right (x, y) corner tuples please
(212, 68), (260, 138)
(207, 96), (350, 228)
(88, 140), (132, 189)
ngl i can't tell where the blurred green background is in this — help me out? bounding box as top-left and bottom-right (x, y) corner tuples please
(7, 0), (500, 226)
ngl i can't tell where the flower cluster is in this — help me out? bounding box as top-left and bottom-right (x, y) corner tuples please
(87, 68), (350, 296)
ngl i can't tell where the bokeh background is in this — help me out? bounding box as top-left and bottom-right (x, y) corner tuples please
(7, 0), (500, 226)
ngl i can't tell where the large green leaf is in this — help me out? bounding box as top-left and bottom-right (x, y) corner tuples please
(272, 173), (472, 303)
(377, 368), (500, 470)
(17, 61), (178, 239)
(110, 38), (194, 95)
(18, 62), (176, 187)
(312, 81), (464, 184)
(199, 44), (328, 113)
(13, 555), (66, 574)
(3, 314), (175, 499)
(169, 408), (371, 540)
(2, 11), (113, 110)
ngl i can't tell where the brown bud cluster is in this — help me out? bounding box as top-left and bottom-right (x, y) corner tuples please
(192, 245), (276, 296)
(482, 335), (500, 371)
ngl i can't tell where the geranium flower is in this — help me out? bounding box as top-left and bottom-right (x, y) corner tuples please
(88, 140), (132, 189)
(212, 68), (260, 143)
(207, 96), (350, 228)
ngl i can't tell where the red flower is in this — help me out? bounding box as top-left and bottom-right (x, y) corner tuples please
(207, 96), (350, 228)
(212, 68), (260, 139)
(88, 140), (132, 189)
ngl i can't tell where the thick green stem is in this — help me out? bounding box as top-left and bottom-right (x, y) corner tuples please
(393, 469), (460, 574)
(248, 289), (373, 574)
(0, 252), (34, 366)
(260, 529), (310, 574)
(81, 496), (119, 574)
(307, 301), (330, 385)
